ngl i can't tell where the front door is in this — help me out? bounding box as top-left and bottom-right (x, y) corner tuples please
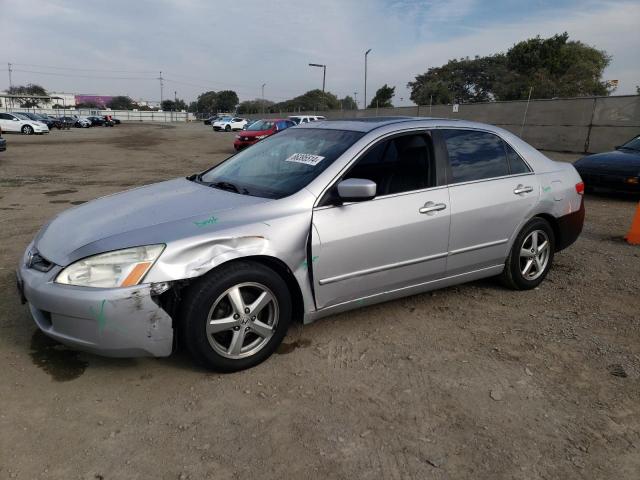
(0, 113), (19, 132)
(311, 132), (450, 309)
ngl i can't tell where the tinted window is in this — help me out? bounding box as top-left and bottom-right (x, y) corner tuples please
(504, 142), (530, 174)
(0, 113), (11, 120)
(442, 130), (509, 183)
(201, 128), (364, 199)
(345, 134), (433, 196)
(621, 135), (640, 151)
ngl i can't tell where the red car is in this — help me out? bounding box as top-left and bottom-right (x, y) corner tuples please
(233, 119), (296, 151)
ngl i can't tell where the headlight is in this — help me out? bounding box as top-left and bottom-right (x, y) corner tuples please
(255, 135), (268, 140)
(56, 245), (165, 288)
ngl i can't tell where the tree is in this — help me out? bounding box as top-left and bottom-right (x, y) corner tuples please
(408, 33), (612, 104)
(237, 99), (275, 114)
(340, 95), (358, 110)
(7, 84), (48, 107)
(161, 98), (187, 111)
(271, 89), (340, 112)
(216, 90), (239, 112)
(188, 101), (198, 113)
(368, 84), (395, 108)
(196, 91), (218, 113)
(107, 96), (134, 110)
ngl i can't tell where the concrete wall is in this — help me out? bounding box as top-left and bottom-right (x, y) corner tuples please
(259, 95), (640, 153)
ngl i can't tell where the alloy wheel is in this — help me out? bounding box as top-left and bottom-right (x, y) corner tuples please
(519, 230), (550, 281)
(206, 282), (279, 359)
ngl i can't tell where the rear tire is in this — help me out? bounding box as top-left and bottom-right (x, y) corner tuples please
(500, 217), (555, 290)
(180, 261), (292, 372)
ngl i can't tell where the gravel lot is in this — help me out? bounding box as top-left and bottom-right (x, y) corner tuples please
(1, 123), (638, 480)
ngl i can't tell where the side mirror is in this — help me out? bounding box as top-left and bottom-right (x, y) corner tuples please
(336, 178), (377, 202)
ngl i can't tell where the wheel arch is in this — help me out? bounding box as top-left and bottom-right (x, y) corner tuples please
(532, 213), (561, 251)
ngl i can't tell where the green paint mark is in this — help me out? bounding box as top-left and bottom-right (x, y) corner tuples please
(301, 256), (319, 269)
(543, 186), (551, 192)
(194, 215), (218, 227)
(90, 299), (107, 333)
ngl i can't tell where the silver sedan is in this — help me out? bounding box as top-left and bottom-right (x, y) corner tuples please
(17, 118), (585, 371)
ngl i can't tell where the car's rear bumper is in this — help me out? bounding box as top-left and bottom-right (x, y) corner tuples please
(17, 245), (173, 358)
(555, 197), (585, 252)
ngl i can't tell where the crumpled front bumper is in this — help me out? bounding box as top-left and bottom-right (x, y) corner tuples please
(17, 248), (174, 358)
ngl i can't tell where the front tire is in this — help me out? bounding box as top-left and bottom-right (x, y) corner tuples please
(225, 124), (231, 132)
(180, 261), (292, 372)
(22, 125), (34, 135)
(500, 217), (555, 290)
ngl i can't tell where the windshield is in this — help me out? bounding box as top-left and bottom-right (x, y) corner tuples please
(621, 136), (640, 151)
(200, 128), (364, 199)
(247, 120), (274, 131)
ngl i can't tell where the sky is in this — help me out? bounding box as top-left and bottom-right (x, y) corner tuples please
(1, 0), (639, 107)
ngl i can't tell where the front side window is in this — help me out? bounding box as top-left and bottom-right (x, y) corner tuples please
(442, 130), (510, 183)
(344, 133), (434, 196)
(200, 128), (364, 199)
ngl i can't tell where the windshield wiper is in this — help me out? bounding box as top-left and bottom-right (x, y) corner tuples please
(211, 181), (242, 194)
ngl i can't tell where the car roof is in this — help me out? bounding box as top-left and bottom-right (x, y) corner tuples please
(293, 116), (526, 133)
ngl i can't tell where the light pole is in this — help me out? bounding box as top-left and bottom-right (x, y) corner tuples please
(261, 83), (266, 114)
(309, 63), (326, 110)
(364, 48), (371, 110)
(353, 91), (358, 109)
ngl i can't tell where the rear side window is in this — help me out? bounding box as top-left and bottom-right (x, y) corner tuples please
(504, 142), (531, 174)
(442, 130), (510, 183)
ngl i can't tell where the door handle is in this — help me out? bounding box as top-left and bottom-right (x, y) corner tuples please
(419, 202), (447, 214)
(514, 184), (533, 195)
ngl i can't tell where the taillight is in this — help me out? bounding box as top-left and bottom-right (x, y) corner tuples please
(575, 182), (585, 195)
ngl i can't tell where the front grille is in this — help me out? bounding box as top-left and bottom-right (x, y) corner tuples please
(27, 251), (55, 272)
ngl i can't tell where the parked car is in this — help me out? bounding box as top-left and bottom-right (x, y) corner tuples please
(213, 116), (248, 132)
(574, 135), (640, 193)
(14, 112), (57, 130)
(0, 112), (50, 135)
(203, 116), (217, 125)
(87, 116), (106, 126)
(61, 116), (90, 128)
(17, 117), (585, 372)
(0, 126), (6, 151)
(112, 117), (121, 125)
(233, 119), (295, 150)
(289, 115), (325, 125)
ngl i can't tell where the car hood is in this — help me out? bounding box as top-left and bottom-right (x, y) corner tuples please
(575, 150), (640, 172)
(240, 129), (273, 137)
(35, 178), (271, 266)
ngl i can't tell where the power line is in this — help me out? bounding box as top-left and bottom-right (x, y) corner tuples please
(8, 62), (157, 74)
(8, 69), (154, 80)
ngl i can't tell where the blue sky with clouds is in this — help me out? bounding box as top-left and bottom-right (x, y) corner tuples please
(2, 0), (638, 106)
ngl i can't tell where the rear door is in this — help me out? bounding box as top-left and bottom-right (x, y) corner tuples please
(439, 129), (539, 275)
(311, 131), (450, 309)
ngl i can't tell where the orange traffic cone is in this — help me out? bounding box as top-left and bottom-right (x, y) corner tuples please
(624, 202), (640, 245)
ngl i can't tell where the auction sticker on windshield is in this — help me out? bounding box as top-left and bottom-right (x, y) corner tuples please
(285, 153), (325, 166)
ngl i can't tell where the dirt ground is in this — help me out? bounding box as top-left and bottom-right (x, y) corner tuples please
(1, 123), (638, 480)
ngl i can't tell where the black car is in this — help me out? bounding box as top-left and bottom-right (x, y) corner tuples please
(575, 135), (640, 193)
(87, 116), (106, 126)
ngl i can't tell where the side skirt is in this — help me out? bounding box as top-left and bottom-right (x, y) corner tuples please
(303, 264), (504, 324)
